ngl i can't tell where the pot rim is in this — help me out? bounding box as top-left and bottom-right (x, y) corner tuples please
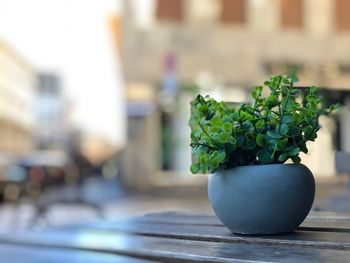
(214, 163), (309, 174)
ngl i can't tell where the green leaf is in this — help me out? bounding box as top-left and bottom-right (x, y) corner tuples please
(216, 150), (226, 162)
(242, 137), (257, 150)
(288, 127), (301, 137)
(228, 137), (237, 145)
(242, 121), (254, 132)
(200, 163), (208, 173)
(257, 149), (273, 163)
(222, 116), (233, 123)
(277, 138), (288, 150)
(235, 134), (244, 147)
(288, 147), (300, 156)
(251, 86), (263, 99)
(197, 104), (208, 114)
(304, 126), (314, 140)
(291, 156), (301, 164)
(279, 124), (289, 135)
(218, 133), (228, 143)
(267, 130), (283, 139)
(282, 115), (293, 124)
(190, 163), (200, 174)
(211, 117), (222, 127)
(209, 159), (219, 169)
(199, 155), (208, 165)
(266, 95), (279, 108)
(278, 153), (289, 162)
(281, 86), (289, 95)
(299, 143), (308, 154)
(282, 78), (290, 85)
(255, 119), (265, 130)
(222, 122), (233, 135)
(256, 134), (267, 147)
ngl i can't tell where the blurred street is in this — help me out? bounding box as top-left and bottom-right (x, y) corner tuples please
(0, 174), (211, 232)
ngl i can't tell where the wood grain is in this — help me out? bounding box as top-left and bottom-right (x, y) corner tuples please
(0, 242), (154, 263)
(2, 211), (350, 262)
(1, 230), (350, 262)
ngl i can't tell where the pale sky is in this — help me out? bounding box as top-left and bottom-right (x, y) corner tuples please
(0, 0), (126, 147)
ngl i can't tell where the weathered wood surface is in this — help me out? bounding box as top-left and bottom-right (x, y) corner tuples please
(0, 211), (350, 262)
(0, 243), (155, 263)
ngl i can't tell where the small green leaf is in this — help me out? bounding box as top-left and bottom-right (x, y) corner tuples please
(266, 95), (279, 108)
(279, 124), (289, 135)
(242, 137), (257, 150)
(278, 153), (289, 162)
(255, 119), (265, 130)
(209, 159), (219, 169)
(257, 149), (273, 163)
(222, 122), (233, 134)
(216, 151), (226, 162)
(251, 86), (263, 99)
(235, 134), (244, 147)
(256, 134), (267, 147)
(267, 130), (283, 139)
(288, 127), (301, 137)
(299, 143), (308, 154)
(282, 78), (290, 85)
(242, 121), (254, 132)
(228, 137), (237, 145)
(291, 156), (301, 164)
(197, 104), (208, 114)
(217, 133), (228, 143)
(190, 163), (200, 174)
(288, 147), (300, 156)
(304, 126), (314, 140)
(277, 138), (288, 150)
(211, 117), (222, 127)
(199, 155), (207, 164)
(222, 116), (233, 123)
(282, 115), (293, 124)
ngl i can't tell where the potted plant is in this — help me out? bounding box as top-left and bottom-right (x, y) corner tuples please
(189, 75), (338, 235)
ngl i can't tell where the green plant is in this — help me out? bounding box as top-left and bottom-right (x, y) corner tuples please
(189, 75), (338, 174)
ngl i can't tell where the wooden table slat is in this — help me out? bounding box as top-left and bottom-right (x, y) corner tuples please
(130, 212), (350, 232)
(0, 242), (154, 263)
(2, 211), (350, 262)
(84, 220), (350, 250)
(2, 230), (350, 262)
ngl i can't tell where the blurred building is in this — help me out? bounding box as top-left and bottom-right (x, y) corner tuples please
(123, 0), (350, 87)
(121, 0), (350, 178)
(0, 40), (35, 158)
(35, 74), (67, 150)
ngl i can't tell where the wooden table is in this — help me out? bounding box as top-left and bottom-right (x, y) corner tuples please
(1, 211), (350, 262)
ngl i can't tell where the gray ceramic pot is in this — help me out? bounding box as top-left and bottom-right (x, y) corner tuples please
(208, 164), (315, 235)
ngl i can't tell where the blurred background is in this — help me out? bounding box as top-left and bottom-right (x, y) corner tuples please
(0, 0), (350, 230)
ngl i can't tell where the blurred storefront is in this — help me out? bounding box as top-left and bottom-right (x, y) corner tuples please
(0, 40), (35, 157)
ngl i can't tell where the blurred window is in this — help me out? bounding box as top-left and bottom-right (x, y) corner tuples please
(280, 0), (303, 28)
(335, 0), (350, 31)
(156, 0), (183, 22)
(219, 0), (246, 24)
(263, 62), (304, 75)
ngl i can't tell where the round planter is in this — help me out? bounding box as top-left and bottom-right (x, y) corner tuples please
(208, 164), (315, 235)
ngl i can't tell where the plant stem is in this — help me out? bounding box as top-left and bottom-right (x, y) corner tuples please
(279, 81), (293, 132)
(197, 120), (221, 149)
